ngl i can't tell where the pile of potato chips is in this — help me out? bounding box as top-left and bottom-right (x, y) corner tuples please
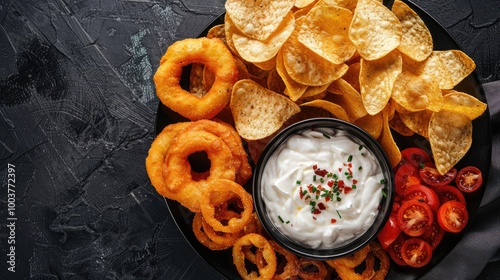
(192, 0), (486, 175)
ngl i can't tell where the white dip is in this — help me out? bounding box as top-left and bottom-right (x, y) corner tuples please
(261, 128), (386, 249)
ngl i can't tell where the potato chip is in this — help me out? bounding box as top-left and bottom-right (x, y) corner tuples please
(392, 0), (432, 62)
(224, 14), (242, 57)
(342, 62), (361, 91)
(232, 11), (295, 63)
(389, 112), (414, 136)
(391, 71), (441, 112)
(302, 84), (330, 98)
(442, 90), (487, 120)
(230, 79), (300, 140)
(298, 90), (328, 103)
(267, 69), (286, 94)
(299, 99), (350, 121)
(252, 55), (277, 71)
(349, 0), (402, 60)
(401, 52), (454, 90)
(207, 24), (227, 43)
(298, 5), (356, 64)
(399, 110), (433, 138)
(295, 0), (318, 9)
(275, 51), (308, 100)
(319, 0), (358, 13)
(360, 50), (402, 115)
(225, 0), (295, 41)
(429, 110), (472, 175)
(353, 113), (383, 139)
(378, 107), (402, 168)
(326, 79), (367, 122)
(282, 17), (349, 86)
(433, 50), (476, 87)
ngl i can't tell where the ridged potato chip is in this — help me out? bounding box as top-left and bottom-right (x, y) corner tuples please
(391, 71), (441, 112)
(360, 50), (402, 115)
(298, 5), (356, 64)
(232, 12), (295, 63)
(429, 110), (473, 175)
(282, 17), (348, 86)
(402, 52), (454, 90)
(349, 0), (402, 60)
(225, 0), (295, 41)
(230, 79), (300, 140)
(392, 0), (432, 62)
(442, 90), (487, 120)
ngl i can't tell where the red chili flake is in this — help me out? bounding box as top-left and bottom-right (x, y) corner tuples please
(338, 180), (345, 188)
(338, 168), (343, 172)
(325, 196), (331, 202)
(313, 209), (321, 214)
(348, 163), (352, 168)
(344, 187), (353, 194)
(313, 164), (318, 170)
(307, 184), (313, 193)
(314, 169), (328, 177)
(313, 216), (317, 220)
(331, 219), (337, 224)
(348, 168), (352, 174)
(318, 185), (324, 191)
(353, 179), (358, 184)
(318, 203), (326, 210)
(299, 186), (304, 199)
(327, 180), (334, 187)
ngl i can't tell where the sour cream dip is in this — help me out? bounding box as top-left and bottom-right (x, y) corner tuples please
(260, 128), (387, 249)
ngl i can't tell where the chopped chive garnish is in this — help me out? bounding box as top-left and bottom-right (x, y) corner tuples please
(347, 155), (353, 162)
(336, 210), (342, 218)
(323, 133), (331, 139)
(320, 178), (325, 183)
(358, 166), (363, 170)
(382, 188), (388, 198)
(278, 216), (284, 223)
(380, 178), (387, 184)
(352, 185), (357, 189)
(296, 180), (301, 184)
(313, 175), (317, 181)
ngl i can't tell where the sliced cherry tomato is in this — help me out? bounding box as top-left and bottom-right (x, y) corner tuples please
(378, 215), (402, 250)
(437, 200), (469, 233)
(419, 165), (457, 187)
(395, 163), (421, 195)
(397, 200), (433, 237)
(387, 234), (407, 266)
(422, 219), (445, 250)
(433, 184), (466, 206)
(456, 166), (483, 193)
(401, 238), (433, 268)
(401, 147), (432, 168)
(402, 184), (440, 213)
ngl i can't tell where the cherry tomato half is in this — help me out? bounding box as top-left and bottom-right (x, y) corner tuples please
(395, 163), (421, 196)
(402, 184), (440, 213)
(387, 234), (407, 266)
(378, 215), (402, 250)
(419, 165), (457, 187)
(401, 147), (432, 169)
(397, 200), (433, 237)
(456, 166), (483, 193)
(433, 184), (467, 206)
(401, 238), (433, 268)
(437, 200), (469, 233)
(422, 219), (445, 250)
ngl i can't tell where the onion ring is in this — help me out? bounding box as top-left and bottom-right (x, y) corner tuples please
(269, 240), (299, 280)
(368, 242), (390, 280)
(187, 119), (252, 185)
(297, 258), (328, 280)
(325, 244), (371, 268)
(192, 213), (232, 250)
(200, 179), (253, 233)
(163, 129), (236, 192)
(200, 215), (242, 247)
(154, 37), (239, 120)
(232, 233), (277, 280)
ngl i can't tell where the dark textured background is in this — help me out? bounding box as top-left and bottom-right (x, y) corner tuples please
(0, 0), (498, 279)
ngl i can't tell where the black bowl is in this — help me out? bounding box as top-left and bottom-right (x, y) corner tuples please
(252, 118), (395, 260)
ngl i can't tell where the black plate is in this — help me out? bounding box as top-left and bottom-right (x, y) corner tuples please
(154, 1), (491, 279)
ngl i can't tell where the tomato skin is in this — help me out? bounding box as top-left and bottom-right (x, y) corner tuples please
(395, 163), (421, 196)
(437, 200), (469, 233)
(401, 147), (432, 168)
(378, 215), (402, 250)
(456, 166), (483, 193)
(402, 184), (440, 213)
(419, 165), (457, 187)
(433, 184), (467, 206)
(422, 219), (445, 250)
(387, 234), (407, 266)
(401, 238), (433, 268)
(397, 200), (433, 237)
